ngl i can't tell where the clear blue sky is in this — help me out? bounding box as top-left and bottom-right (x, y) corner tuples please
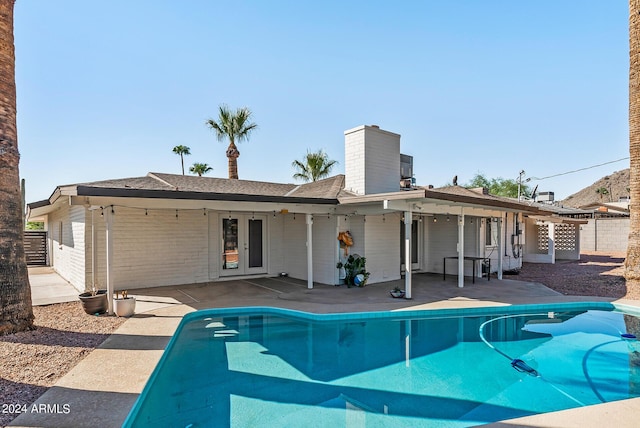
(15, 0), (629, 203)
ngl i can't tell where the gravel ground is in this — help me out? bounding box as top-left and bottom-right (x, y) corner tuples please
(514, 251), (636, 299)
(0, 302), (125, 427)
(0, 251), (634, 427)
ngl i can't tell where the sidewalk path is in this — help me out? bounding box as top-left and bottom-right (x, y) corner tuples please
(28, 267), (80, 306)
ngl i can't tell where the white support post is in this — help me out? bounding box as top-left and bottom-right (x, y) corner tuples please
(549, 223), (556, 264)
(404, 210), (412, 299)
(91, 209), (96, 290)
(105, 208), (114, 315)
(457, 211), (465, 288)
(497, 217), (503, 280)
(306, 213), (313, 289)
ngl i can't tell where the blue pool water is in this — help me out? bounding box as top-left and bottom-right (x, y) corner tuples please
(124, 303), (640, 427)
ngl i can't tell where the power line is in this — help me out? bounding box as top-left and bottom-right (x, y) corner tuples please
(528, 157), (629, 181)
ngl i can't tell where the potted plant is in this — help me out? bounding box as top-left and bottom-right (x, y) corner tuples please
(114, 290), (136, 317)
(78, 285), (108, 315)
(390, 286), (405, 298)
(344, 254), (370, 287)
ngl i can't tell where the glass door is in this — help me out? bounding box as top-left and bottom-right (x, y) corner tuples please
(400, 219), (420, 271)
(221, 215), (266, 276)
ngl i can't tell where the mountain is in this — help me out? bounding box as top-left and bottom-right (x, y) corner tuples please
(561, 168), (629, 208)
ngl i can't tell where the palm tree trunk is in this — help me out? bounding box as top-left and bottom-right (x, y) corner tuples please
(628, 1), (640, 288)
(226, 142), (240, 179)
(0, 0), (34, 335)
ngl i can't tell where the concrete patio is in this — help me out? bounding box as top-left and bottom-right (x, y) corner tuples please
(11, 271), (640, 427)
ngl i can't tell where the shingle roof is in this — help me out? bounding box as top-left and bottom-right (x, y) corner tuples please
(149, 173), (298, 197)
(286, 175), (345, 199)
(50, 172), (343, 205)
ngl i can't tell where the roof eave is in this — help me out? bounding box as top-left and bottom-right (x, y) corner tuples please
(422, 190), (542, 214)
(75, 186), (338, 205)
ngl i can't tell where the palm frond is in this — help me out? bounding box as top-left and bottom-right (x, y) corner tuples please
(292, 149), (338, 182)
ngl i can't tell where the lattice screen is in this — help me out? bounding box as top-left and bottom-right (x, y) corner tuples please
(555, 224), (576, 251)
(537, 224), (549, 251)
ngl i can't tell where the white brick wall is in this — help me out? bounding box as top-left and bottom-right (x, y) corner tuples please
(207, 212), (220, 279)
(312, 215), (337, 285)
(268, 215), (285, 275)
(344, 125), (401, 195)
(282, 215), (308, 280)
(426, 218), (458, 273)
(364, 215), (401, 283)
(109, 207), (209, 289)
(48, 203), (86, 292)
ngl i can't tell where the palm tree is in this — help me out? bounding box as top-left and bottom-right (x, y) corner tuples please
(172, 145), (191, 175)
(206, 105), (257, 179)
(627, 0), (640, 290)
(0, 0), (34, 335)
(292, 149), (338, 182)
(596, 187), (609, 201)
(189, 163), (213, 177)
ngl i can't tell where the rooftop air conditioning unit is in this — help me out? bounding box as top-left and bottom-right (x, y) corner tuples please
(537, 191), (554, 202)
(400, 178), (413, 189)
(400, 154), (413, 180)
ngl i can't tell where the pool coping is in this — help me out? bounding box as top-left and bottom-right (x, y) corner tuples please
(124, 301), (637, 427)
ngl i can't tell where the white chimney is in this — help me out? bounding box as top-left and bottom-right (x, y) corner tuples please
(344, 125), (401, 195)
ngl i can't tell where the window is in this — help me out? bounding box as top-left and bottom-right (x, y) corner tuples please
(485, 218), (495, 246)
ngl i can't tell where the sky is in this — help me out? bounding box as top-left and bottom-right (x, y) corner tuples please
(14, 0), (630, 203)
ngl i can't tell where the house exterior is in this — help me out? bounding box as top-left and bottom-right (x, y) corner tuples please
(28, 125), (548, 312)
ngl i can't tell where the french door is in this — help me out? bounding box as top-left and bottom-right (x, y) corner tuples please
(221, 214), (267, 276)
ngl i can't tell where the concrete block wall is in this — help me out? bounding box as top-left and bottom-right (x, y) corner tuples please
(580, 218), (629, 252)
(344, 125), (401, 195)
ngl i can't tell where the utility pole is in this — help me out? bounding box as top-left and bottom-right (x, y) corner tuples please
(517, 170), (525, 201)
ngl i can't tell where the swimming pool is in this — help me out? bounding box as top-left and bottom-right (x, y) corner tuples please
(124, 303), (640, 427)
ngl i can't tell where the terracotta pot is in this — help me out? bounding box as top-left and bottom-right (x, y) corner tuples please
(114, 297), (136, 317)
(79, 290), (108, 315)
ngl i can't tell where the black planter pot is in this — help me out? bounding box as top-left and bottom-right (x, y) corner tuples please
(79, 290), (108, 315)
